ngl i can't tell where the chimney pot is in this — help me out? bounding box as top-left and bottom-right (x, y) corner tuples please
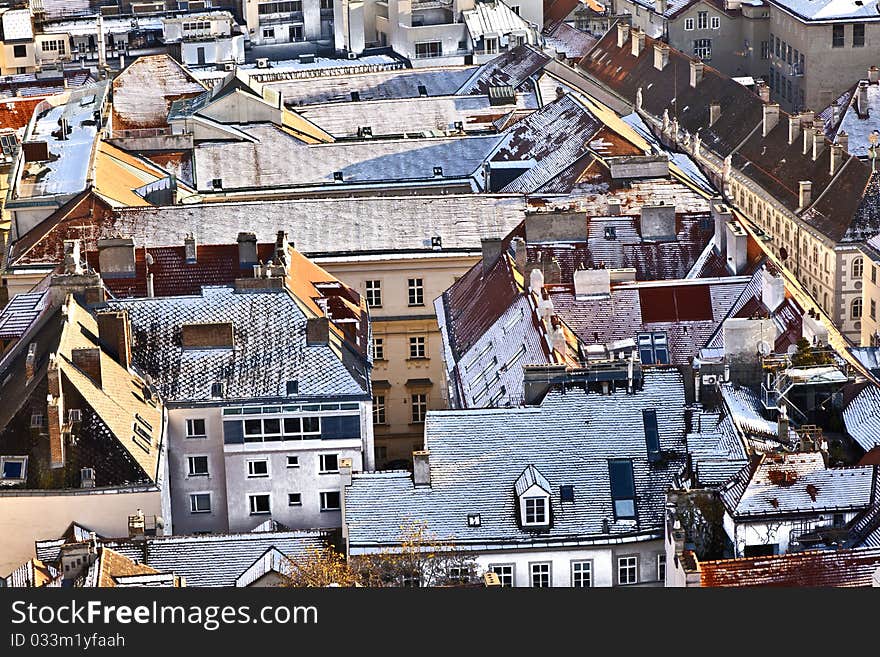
(812, 127), (826, 161)
(757, 81), (770, 103)
(798, 180), (812, 209)
(837, 130), (849, 153)
(413, 450), (431, 486)
(616, 22), (630, 49)
(689, 60), (704, 88)
(788, 114), (801, 145)
(830, 143), (845, 175)
(631, 28), (646, 57)
(869, 66), (880, 84)
(653, 42), (669, 71)
(858, 80), (870, 117)
(802, 122), (813, 155)
(762, 103), (780, 137)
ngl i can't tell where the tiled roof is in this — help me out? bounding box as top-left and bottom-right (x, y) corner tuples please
(4, 559), (58, 588)
(105, 530), (329, 587)
(106, 285), (369, 403)
(463, 1), (534, 40)
(456, 44), (551, 95)
(346, 368), (688, 551)
(543, 21), (599, 60)
(0, 97), (44, 132)
(0, 291), (50, 340)
(687, 414), (749, 487)
(0, 69), (94, 97)
(90, 548), (161, 588)
(720, 383), (793, 442)
(111, 54), (206, 131)
(729, 452), (875, 518)
(843, 383), (880, 452)
(698, 546), (880, 587)
(764, 0), (880, 21)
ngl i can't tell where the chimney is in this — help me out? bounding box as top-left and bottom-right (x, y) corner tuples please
(631, 28), (645, 57)
(511, 236), (527, 275)
(690, 60), (704, 88)
(869, 66), (880, 84)
(306, 317), (330, 345)
(48, 395), (65, 469)
(857, 81), (869, 117)
(71, 347), (102, 387)
(788, 114), (801, 145)
(829, 143), (845, 175)
(653, 42), (669, 71)
(777, 404), (789, 443)
(62, 239), (82, 275)
(96, 238), (136, 279)
(550, 322), (566, 354)
(725, 220), (748, 275)
(757, 81), (770, 103)
(798, 181), (812, 209)
(413, 450), (430, 487)
(799, 110), (814, 126)
(837, 130), (849, 153)
(802, 123), (813, 155)
(97, 310), (132, 370)
(573, 268), (611, 298)
(47, 354), (61, 397)
(640, 203), (677, 239)
(184, 234), (197, 264)
(616, 22), (630, 49)
(709, 102), (721, 126)
(25, 342), (36, 380)
(529, 267), (544, 295)
(655, 0), (668, 12)
(481, 237), (503, 275)
(761, 266), (785, 312)
(237, 232), (258, 266)
(181, 322), (234, 348)
(274, 230), (289, 267)
(762, 103), (780, 137)
(606, 197), (621, 215)
(812, 127), (825, 161)
(712, 201), (732, 257)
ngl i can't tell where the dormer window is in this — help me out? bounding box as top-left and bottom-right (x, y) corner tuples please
(515, 465), (551, 528)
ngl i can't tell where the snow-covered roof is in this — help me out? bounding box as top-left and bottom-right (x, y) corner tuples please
(843, 383), (880, 452)
(765, 0), (880, 21)
(834, 80), (880, 159)
(2, 9), (33, 41)
(463, 0), (533, 40)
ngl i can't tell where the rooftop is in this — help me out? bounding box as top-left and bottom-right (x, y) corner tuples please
(843, 382), (880, 452)
(456, 44), (550, 95)
(764, 0), (880, 21)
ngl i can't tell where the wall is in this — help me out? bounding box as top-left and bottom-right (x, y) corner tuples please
(726, 511), (859, 556)
(181, 35), (246, 65)
(861, 248), (880, 346)
(0, 487), (162, 576)
(613, 0), (665, 39)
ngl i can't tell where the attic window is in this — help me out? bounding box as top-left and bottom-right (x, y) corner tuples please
(609, 459), (636, 520)
(0, 456), (27, 483)
(643, 409), (662, 463)
(211, 178), (222, 189)
(560, 485), (575, 502)
(211, 381), (225, 398)
(418, 84), (428, 96)
(286, 380), (299, 396)
(604, 226), (617, 240)
(333, 171), (344, 182)
(467, 513), (481, 527)
(515, 465), (551, 528)
(350, 91), (360, 101)
(524, 497), (547, 524)
(433, 166), (443, 177)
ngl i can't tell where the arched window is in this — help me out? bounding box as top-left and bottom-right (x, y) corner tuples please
(853, 257), (864, 280)
(851, 298), (863, 319)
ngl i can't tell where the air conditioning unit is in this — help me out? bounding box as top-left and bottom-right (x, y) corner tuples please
(223, 62), (235, 72)
(347, 51), (357, 60)
(255, 57), (269, 68)
(80, 467), (95, 488)
(701, 374), (718, 385)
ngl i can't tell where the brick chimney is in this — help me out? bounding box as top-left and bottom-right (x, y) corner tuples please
(48, 396), (64, 469)
(788, 114), (801, 145)
(25, 342), (36, 380)
(413, 450), (430, 487)
(869, 66), (880, 84)
(654, 42), (669, 71)
(762, 103), (780, 137)
(71, 347), (102, 387)
(829, 143), (845, 175)
(631, 28), (645, 57)
(96, 238), (136, 279)
(481, 237), (503, 275)
(306, 317), (330, 345)
(237, 232), (258, 266)
(690, 60), (704, 88)
(709, 102), (721, 126)
(857, 80), (869, 117)
(97, 310), (132, 370)
(184, 234), (197, 264)
(837, 130), (849, 152)
(798, 181), (812, 209)
(812, 127), (826, 161)
(617, 22), (630, 49)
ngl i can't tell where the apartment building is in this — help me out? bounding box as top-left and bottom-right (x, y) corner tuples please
(242, 0), (336, 48)
(861, 235), (880, 347)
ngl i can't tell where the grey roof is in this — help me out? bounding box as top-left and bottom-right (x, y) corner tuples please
(843, 383), (880, 452)
(345, 368), (687, 551)
(764, 0), (880, 21)
(106, 286), (369, 403)
(192, 123), (499, 190)
(456, 44), (550, 95)
(105, 531), (328, 587)
(0, 291), (49, 340)
(833, 81), (880, 159)
(514, 464), (553, 496)
(687, 415), (750, 487)
(108, 196), (527, 256)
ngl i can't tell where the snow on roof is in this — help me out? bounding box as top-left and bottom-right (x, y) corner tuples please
(0, 291), (49, 340)
(2, 9), (34, 41)
(844, 383), (880, 451)
(463, 0), (533, 40)
(720, 382), (794, 441)
(834, 80), (880, 158)
(765, 0), (880, 21)
(41, 14), (164, 37)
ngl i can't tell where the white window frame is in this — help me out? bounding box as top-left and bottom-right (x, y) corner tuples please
(522, 495), (549, 526)
(262, 27), (275, 39)
(0, 455), (27, 483)
(185, 418), (207, 439)
(414, 41), (442, 59)
(365, 280), (382, 308)
(288, 492), (302, 506)
(187, 455), (209, 477)
(711, 15), (720, 29)
(373, 395), (387, 424)
(409, 335), (426, 359)
(372, 337), (385, 361)
(411, 393), (428, 423)
(529, 562), (552, 588)
(407, 278), (425, 306)
(320, 490), (341, 511)
(697, 10), (708, 29)
(249, 493), (271, 515)
(190, 492), (212, 514)
(489, 564), (515, 587)
(319, 453), (339, 474)
(618, 555), (639, 585)
(571, 560), (593, 588)
(247, 459), (270, 478)
(684, 17), (694, 30)
(287, 455), (300, 468)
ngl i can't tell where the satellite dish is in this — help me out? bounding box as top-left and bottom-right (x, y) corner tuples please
(757, 340), (772, 356)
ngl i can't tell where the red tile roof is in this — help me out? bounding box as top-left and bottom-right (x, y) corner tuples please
(699, 547), (880, 587)
(0, 97), (43, 132)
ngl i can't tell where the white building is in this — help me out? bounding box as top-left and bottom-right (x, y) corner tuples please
(162, 11), (246, 65)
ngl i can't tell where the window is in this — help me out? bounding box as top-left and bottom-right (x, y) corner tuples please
(286, 380), (299, 396)
(320, 491), (341, 511)
(638, 332), (668, 364)
(609, 459), (636, 519)
(365, 280), (382, 308)
(852, 298), (863, 319)
(414, 41), (442, 59)
(693, 38), (711, 60)
(13, 44), (26, 58)
(490, 564), (514, 587)
(697, 11), (708, 29)
(560, 485), (575, 502)
(684, 18), (694, 30)
(411, 393), (427, 423)
(657, 554), (666, 582)
(0, 456), (27, 482)
(832, 24), (844, 47)
(319, 453), (339, 473)
(247, 460), (269, 478)
(190, 493), (211, 513)
(287, 455), (299, 468)
(524, 497), (548, 525)
(407, 278), (424, 306)
(643, 409), (661, 462)
(571, 561), (592, 588)
(289, 25), (303, 41)
(853, 257), (864, 280)
(775, 35), (780, 57)
(249, 494), (271, 515)
(447, 565), (472, 583)
(186, 418), (206, 438)
(871, 299), (876, 321)
(288, 493), (302, 506)
(711, 15), (720, 29)
(467, 513), (481, 527)
(483, 37), (498, 54)
(872, 265), (877, 284)
(263, 27), (275, 39)
(618, 556), (638, 585)
(760, 40), (769, 59)
(853, 23), (865, 47)
(530, 562), (551, 588)
(373, 395), (387, 424)
(372, 337), (385, 360)
(510, 4), (520, 13)
(321, 0), (333, 8)
(187, 456), (209, 477)
(409, 336), (426, 359)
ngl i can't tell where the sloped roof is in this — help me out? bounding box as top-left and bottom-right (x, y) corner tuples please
(843, 382), (880, 452)
(0, 97), (44, 132)
(91, 547), (161, 588)
(463, 1), (533, 40)
(94, 141), (190, 208)
(543, 21), (599, 60)
(346, 368), (688, 551)
(0, 290), (50, 340)
(456, 44), (550, 95)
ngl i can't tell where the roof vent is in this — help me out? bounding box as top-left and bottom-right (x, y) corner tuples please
(431, 235), (442, 249)
(350, 91), (360, 101)
(433, 166), (443, 177)
(417, 84), (428, 97)
(467, 513), (481, 527)
(358, 126), (373, 138)
(255, 57), (270, 69)
(488, 85), (516, 106)
(333, 171), (344, 182)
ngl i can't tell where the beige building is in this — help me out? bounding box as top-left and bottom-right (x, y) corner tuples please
(861, 237), (880, 347)
(0, 8), (37, 75)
